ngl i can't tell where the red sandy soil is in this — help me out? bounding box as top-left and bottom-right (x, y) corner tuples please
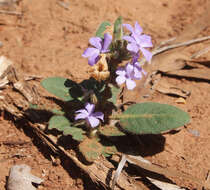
(0, 0), (210, 189)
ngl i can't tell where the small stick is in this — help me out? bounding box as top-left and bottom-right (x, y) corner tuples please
(140, 35), (210, 65)
(153, 36), (210, 56)
(0, 9), (22, 16)
(112, 154), (127, 190)
(56, 1), (70, 10)
(191, 45), (210, 59)
(0, 140), (31, 146)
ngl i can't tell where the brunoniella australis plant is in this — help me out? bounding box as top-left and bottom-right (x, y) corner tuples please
(41, 17), (190, 162)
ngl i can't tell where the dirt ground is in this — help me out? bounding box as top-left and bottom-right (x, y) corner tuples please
(0, 0), (210, 189)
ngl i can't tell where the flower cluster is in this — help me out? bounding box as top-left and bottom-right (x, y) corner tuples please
(82, 33), (112, 66)
(75, 103), (104, 128)
(75, 21), (152, 128)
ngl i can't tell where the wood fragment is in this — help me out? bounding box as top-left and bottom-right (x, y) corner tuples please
(30, 123), (138, 190)
(0, 140), (31, 146)
(191, 45), (210, 59)
(0, 9), (21, 15)
(152, 77), (190, 98)
(126, 155), (210, 189)
(56, 1), (70, 10)
(111, 154), (127, 190)
(166, 68), (210, 81)
(152, 36), (210, 58)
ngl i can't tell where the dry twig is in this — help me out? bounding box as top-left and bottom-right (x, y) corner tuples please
(0, 9), (22, 15)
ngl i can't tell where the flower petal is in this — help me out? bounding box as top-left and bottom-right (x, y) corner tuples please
(126, 78), (136, 90)
(87, 116), (100, 128)
(127, 43), (139, 53)
(85, 103), (95, 114)
(123, 24), (134, 33)
(140, 47), (152, 62)
(125, 63), (134, 77)
(116, 67), (126, 76)
(82, 47), (99, 58)
(116, 75), (126, 85)
(101, 33), (112, 52)
(92, 112), (104, 121)
(75, 112), (88, 120)
(88, 53), (100, 66)
(138, 34), (153, 48)
(133, 68), (142, 80)
(131, 32), (141, 44)
(76, 109), (88, 114)
(131, 53), (140, 63)
(89, 37), (102, 50)
(123, 35), (136, 43)
(134, 22), (143, 35)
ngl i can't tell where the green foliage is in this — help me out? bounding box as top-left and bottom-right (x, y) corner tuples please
(41, 77), (105, 103)
(95, 21), (111, 38)
(107, 84), (120, 105)
(41, 77), (83, 101)
(63, 127), (85, 141)
(102, 144), (117, 157)
(48, 115), (85, 142)
(99, 125), (126, 136)
(116, 102), (190, 134)
(114, 16), (123, 41)
(79, 138), (103, 162)
(48, 115), (70, 131)
(79, 138), (117, 162)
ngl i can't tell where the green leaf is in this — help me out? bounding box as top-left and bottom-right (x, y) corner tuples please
(107, 84), (120, 105)
(96, 21), (111, 38)
(99, 125), (126, 136)
(48, 115), (70, 131)
(116, 102), (190, 134)
(79, 138), (103, 162)
(41, 77), (83, 101)
(29, 103), (65, 115)
(50, 109), (65, 115)
(102, 144), (117, 157)
(114, 16), (123, 41)
(63, 127), (85, 141)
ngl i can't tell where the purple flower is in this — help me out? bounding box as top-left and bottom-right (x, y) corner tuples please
(132, 62), (147, 80)
(75, 103), (104, 128)
(123, 22), (153, 62)
(116, 62), (146, 90)
(82, 33), (112, 66)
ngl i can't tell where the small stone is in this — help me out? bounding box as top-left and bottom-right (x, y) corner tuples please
(7, 164), (43, 190)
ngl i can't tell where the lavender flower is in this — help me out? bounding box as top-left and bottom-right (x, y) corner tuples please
(116, 62), (146, 90)
(123, 22), (153, 62)
(82, 33), (112, 66)
(132, 62), (147, 80)
(75, 103), (104, 128)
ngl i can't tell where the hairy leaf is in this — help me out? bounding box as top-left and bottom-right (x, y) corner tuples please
(79, 138), (118, 161)
(48, 115), (70, 131)
(107, 84), (120, 105)
(41, 77), (83, 101)
(63, 127), (85, 141)
(116, 102), (190, 134)
(114, 16), (123, 41)
(102, 144), (118, 157)
(79, 138), (103, 162)
(99, 125), (126, 136)
(96, 21), (111, 38)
